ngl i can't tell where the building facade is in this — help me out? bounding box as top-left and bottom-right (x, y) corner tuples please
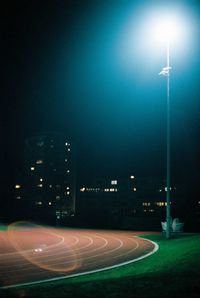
(14, 132), (76, 224)
(77, 175), (188, 229)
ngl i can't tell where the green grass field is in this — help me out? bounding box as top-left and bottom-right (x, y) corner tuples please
(2, 233), (200, 297)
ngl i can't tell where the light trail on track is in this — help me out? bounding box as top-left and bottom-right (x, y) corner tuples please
(0, 223), (159, 289)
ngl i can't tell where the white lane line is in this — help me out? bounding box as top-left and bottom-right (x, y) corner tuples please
(79, 236), (138, 266)
(1, 237), (159, 290)
(0, 235), (78, 261)
(0, 234), (96, 272)
(0, 230), (65, 258)
(1, 233), (132, 274)
(87, 237), (139, 262)
(1, 235), (94, 272)
(2, 234), (133, 273)
(2, 235), (106, 273)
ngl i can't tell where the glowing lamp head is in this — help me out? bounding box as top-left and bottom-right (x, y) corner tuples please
(154, 18), (179, 43)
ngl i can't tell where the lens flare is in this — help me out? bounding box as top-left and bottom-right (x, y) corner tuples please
(7, 221), (81, 273)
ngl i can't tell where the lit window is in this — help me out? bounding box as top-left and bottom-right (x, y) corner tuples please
(130, 175), (135, 179)
(15, 184), (21, 189)
(111, 180), (117, 185)
(48, 202), (52, 205)
(80, 187), (85, 192)
(31, 167), (35, 171)
(49, 185), (52, 188)
(65, 159), (68, 162)
(157, 202), (167, 207)
(37, 184), (43, 188)
(133, 187), (137, 191)
(67, 191), (70, 195)
(16, 196), (21, 199)
(40, 178), (43, 182)
(36, 160), (43, 164)
(35, 201), (42, 205)
(67, 148), (71, 152)
(66, 187), (69, 190)
(56, 196), (60, 199)
(165, 187), (172, 191)
(67, 170), (70, 173)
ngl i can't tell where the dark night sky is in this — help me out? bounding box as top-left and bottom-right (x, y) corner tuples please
(1, 0), (200, 199)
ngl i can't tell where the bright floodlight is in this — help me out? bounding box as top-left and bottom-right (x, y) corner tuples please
(119, 4), (195, 71)
(154, 17), (179, 43)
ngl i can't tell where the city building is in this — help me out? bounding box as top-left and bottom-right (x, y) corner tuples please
(14, 132), (76, 224)
(77, 175), (188, 229)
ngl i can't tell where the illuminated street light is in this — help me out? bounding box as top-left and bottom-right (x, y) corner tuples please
(120, 4), (193, 237)
(157, 18), (180, 239)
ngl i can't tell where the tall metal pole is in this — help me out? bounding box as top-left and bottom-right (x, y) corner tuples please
(166, 41), (171, 239)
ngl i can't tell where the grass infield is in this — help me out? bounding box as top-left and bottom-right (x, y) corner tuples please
(1, 232), (200, 297)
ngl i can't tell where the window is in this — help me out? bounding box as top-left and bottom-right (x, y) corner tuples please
(15, 184), (21, 189)
(35, 201), (42, 205)
(111, 180), (117, 185)
(36, 160), (43, 164)
(165, 187), (172, 191)
(156, 202), (167, 207)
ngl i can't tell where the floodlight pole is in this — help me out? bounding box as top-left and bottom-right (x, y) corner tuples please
(166, 41), (171, 239)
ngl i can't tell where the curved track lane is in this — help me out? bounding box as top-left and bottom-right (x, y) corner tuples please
(0, 226), (159, 289)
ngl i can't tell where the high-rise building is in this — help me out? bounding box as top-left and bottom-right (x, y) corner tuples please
(15, 132), (76, 223)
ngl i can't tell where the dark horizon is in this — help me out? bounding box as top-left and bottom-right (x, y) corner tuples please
(1, 0), (200, 205)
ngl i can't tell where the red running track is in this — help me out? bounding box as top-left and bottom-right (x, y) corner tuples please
(0, 224), (159, 289)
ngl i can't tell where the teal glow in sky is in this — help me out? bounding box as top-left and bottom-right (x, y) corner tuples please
(2, 0), (200, 182)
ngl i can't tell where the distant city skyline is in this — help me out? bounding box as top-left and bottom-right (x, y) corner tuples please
(1, 0), (200, 210)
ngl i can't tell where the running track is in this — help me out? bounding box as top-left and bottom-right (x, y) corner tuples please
(0, 224), (159, 289)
